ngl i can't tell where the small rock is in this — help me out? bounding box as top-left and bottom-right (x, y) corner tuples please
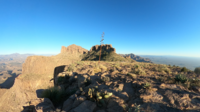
(72, 96), (87, 108)
(62, 98), (74, 112)
(96, 110), (106, 112)
(117, 83), (124, 91)
(70, 100), (96, 112)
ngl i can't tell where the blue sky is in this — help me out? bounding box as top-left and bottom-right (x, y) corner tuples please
(0, 0), (200, 57)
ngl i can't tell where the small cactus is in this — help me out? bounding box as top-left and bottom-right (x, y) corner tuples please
(143, 82), (151, 89)
(87, 86), (112, 107)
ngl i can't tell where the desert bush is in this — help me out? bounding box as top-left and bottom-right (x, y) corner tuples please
(194, 67), (200, 74)
(189, 78), (200, 87)
(41, 86), (76, 107)
(134, 65), (139, 69)
(136, 69), (146, 75)
(76, 61), (83, 65)
(164, 68), (172, 74)
(174, 74), (187, 83)
(153, 66), (159, 71)
(181, 67), (188, 72)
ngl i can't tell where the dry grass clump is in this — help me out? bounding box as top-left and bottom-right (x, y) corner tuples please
(99, 64), (108, 71)
(180, 67), (189, 73)
(94, 65), (102, 73)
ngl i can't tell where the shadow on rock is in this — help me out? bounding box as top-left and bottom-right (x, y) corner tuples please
(0, 73), (18, 89)
(36, 89), (45, 98)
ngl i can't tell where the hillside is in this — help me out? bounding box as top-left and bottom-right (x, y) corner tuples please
(0, 44), (200, 112)
(23, 61), (200, 112)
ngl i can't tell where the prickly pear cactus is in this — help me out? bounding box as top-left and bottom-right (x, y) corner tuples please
(86, 86), (113, 107)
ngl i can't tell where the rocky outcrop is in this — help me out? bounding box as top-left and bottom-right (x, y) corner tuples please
(119, 53), (153, 63)
(89, 44), (116, 53)
(61, 44), (88, 55)
(0, 45), (88, 112)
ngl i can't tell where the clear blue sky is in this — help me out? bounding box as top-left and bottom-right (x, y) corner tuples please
(0, 0), (200, 57)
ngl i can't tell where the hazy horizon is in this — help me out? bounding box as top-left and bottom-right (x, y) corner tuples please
(1, 52), (200, 59)
(1, 0), (200, 57)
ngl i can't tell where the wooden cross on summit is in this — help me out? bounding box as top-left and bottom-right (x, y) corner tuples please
(99, 32), (104, 63)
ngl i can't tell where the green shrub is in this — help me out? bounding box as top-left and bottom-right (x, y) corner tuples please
(135, 65), (139, 69)
(137, 69), (146, 75)
(181, 67), (188, 72)
(41, 86), (75, 107)
(194, 67), (200, 74)
(174, 74), (187, 83)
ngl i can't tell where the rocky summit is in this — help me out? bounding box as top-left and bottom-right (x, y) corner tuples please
(61, 44), (88, 55)
(82, 44), (135, 63)
(89, 44), (116, 53)
(0, 44), (200, 112)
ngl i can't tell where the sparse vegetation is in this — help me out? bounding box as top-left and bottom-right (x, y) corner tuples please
(67, 64), (75, 72)
(128, 103), (144, 112)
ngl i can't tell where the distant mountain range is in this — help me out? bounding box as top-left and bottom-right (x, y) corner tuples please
(118, 53), (153, 63)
